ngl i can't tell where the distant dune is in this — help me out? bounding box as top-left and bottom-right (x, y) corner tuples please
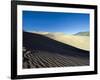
(23, 31), (89, 68)
(74, 31), (90, 36)
(32, 31), (90, 51)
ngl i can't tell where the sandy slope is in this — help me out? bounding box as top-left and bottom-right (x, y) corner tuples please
(32, 32), (90, 51)
(23, 32), (89, 68)
(45, 34), (90, 51)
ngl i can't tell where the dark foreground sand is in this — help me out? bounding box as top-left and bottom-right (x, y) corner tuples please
(23, 32), (89, 68)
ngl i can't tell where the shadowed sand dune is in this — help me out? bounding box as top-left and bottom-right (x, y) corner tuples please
(23, 31), (89, 68)
(32, 31), (90, 51)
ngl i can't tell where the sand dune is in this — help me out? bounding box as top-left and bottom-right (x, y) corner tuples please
(32, 32), (90, 51)
(23, 31), (89, 68)
(45, 34), (90, 51)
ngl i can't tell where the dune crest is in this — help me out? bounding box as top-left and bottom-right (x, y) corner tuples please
(31, 31), (90, 51)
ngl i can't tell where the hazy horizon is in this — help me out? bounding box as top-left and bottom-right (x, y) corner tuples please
(24, 30), (89, 35)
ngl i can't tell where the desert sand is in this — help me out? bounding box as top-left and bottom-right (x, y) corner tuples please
(23, 32), (89, 68)
(46, 34), (90, 51)
(32, 32), (90, 51)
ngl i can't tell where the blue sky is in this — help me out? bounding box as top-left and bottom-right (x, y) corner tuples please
(23, 11), (90, 34)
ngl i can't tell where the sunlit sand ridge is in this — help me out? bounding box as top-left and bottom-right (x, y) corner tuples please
(32, 32), (90, 51)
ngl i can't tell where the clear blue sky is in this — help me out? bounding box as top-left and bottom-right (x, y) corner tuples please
(23, 11), (90, 34)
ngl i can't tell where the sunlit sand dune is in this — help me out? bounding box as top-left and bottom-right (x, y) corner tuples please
(32, 32), (90, 51)
(45, 34), (90, 51)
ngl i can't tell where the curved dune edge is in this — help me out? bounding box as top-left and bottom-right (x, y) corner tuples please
(31, 32), (90, 51)
(45, 35), (90, 51)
